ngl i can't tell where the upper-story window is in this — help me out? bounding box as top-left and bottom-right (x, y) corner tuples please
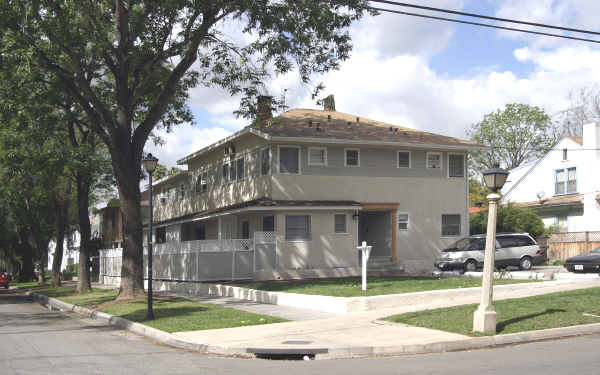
(195, 170), (208, 193)
(344, 148), (360, 167)
(222, 157), (245, 184)
(448, 154), (465, 177)
(397, 151), (410, 168)
(427, 152), (441, 169)
(562, 148), (568, 161)
(279, 146), (300, 174)
(308, 147), (327, 166)
(236, 157), (245, 180)
(261, 147), (271, 175)
(555, 167), (576, 195)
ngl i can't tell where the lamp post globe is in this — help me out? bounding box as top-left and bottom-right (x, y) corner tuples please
(473, 163), (508, 334)
(142, 153), (158, 320)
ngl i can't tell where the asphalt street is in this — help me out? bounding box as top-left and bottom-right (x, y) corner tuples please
(2, 288), (600, 375)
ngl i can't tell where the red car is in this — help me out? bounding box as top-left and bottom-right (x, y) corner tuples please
(0, 273), (9, 289)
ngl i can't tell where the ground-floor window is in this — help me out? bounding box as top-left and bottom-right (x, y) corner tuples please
(262, 215), (275, 231)
(285, 215), (311, 241)
(181, 222), (206, 241)
(398, 213), (409, 231)
(241, 220), (250, 239)
(334, 214), (347, 233)
(441, 214), (461, 236)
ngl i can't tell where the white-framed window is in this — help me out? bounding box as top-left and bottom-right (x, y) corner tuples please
(448, 153), (465, 178)
(261, 147), (271, 176)
(334, 214), (347, 234)
(397, 151), (411, 168)
(285, 214), (311, 241)
(397, 213), (409, 231)
(278, 146), (301, 174)
(235, 157), (245, 181)
(344, 148), (360, 167)
(178, 183), (186, 199)
(308, 147), (328, 166)
(441, 214), (461, 237)
(221, 162), (230, 185)
(195, 170), (208, 193)
(427, 152), (442, 169)
(555, 167), (576, 195)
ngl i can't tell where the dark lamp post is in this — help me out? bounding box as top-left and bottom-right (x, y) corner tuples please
(473, 162), (509, 334)
(482, 163), (509, 193)
(143, 153), (158, 320)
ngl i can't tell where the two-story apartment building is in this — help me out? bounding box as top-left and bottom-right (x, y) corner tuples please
(502, 122), (600, 232)
(140, 98), (483, 280)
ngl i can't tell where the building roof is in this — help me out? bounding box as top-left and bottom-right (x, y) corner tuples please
(260, 109), (483, 148)
(178, 108), (486, 164)
(510, 194), (584, 209)
(567, 136), (583, 145)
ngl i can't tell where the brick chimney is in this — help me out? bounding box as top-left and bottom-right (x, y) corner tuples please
(257, 95), (273, 120)
(323, 95), (335, 111)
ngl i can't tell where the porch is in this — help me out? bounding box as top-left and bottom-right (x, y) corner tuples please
(99, 231), (277, 283)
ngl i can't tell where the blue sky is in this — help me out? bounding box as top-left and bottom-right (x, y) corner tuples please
(147, 0), (600, 168)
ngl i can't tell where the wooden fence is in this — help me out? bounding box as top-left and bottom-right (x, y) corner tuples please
(543, 231), (600, 261)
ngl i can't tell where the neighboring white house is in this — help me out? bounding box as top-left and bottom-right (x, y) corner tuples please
(502, 122), (600, 232)
(47, 231), (80, 271)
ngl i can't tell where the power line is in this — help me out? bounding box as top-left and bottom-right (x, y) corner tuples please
(368, 6), (600, 44)
(370, 0), (600, 36)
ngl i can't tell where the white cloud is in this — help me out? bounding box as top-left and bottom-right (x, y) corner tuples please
(172, 0), (600, 164)
(145, 125), (232, 168)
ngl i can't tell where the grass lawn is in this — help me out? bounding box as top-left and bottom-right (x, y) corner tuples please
(33, 286), (287, 333)
(384, 287), (600, 336)
(235, 276), (538, 297)
(10, 280), (43, 289)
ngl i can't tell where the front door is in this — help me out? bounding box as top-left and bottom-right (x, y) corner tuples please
(358, 211), (392, 257)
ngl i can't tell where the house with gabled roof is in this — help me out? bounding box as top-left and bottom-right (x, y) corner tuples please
(133, 96), (484, 282)
(502, 123), (600, 232)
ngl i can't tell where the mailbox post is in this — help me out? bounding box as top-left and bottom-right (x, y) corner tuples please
(357, 241), (372, 291)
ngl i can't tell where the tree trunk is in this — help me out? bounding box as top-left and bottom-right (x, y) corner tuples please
(114, 154), (145, 299)
(76, 175), (92, 292)
(51, 199), (68, 287)
(19, 240), (35, 282)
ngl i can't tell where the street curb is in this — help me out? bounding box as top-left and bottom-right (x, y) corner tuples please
(25, 292), (252, 358)
(26, 291), (600, 360)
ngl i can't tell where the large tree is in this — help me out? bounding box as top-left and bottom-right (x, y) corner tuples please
(468, 103), (560, 172)
(2, 1), (372, 298)
(555, 86), (600, 137)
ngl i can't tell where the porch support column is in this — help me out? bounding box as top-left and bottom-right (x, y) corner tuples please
(391, 209), (397, 262)
(218, 216), (222, 240)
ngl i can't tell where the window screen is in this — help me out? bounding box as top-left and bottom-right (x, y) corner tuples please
(279, 147), (300, 174)
(309, 148), (326, 165)
(428, 153), (441, 169)
(441, 214), (460, 236)
(345, 149), (359, 166)
(334, 214), (347, 233)
(236, 158), (245, 181)
(448, 154), (465, 177)
(398, 152), (410, 168)
(398, 213), (409, 231)
(285, 215), (311, 241)
(261, 148), (271, 175)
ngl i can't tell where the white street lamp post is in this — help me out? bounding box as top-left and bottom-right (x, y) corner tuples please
(473, 164), (508, 334)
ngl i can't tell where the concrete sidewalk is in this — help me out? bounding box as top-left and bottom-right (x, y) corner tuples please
(171, 278), (600, 358)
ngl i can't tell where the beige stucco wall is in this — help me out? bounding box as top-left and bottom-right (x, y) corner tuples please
(271, 174), (468, 270)
(274, 210), (359, 270)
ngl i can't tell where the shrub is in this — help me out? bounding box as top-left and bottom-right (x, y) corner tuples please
(470, 204), (545, 238)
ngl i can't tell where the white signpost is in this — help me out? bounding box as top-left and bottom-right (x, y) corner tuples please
(357, 241), (372, 291)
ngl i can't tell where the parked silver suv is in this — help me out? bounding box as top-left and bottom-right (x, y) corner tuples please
(434, 233), (546, 272)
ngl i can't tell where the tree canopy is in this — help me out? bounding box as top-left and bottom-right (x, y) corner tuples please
(468, 103), (559, 173)
(470, 205), (545, 239)
(1, 0), (372, 297)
